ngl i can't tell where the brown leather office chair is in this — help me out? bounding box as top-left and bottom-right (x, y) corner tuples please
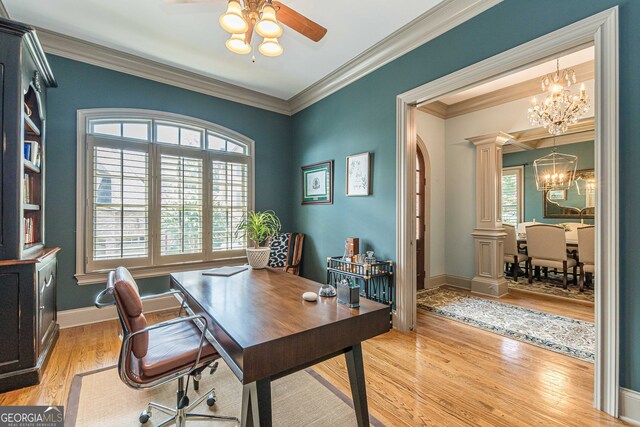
(95, 267), (238, 426)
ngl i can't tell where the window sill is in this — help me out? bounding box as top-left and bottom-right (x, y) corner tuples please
(75, 256), (248, 285)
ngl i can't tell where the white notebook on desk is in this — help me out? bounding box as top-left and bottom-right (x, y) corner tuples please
(202, 265), (249, 277)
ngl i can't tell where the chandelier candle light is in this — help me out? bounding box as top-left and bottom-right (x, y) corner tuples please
(533, 140), (578, 191)
(528, 59), (590, 135)
(220, 0), (284, 58)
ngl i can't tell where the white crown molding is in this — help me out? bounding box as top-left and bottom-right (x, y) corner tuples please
(288, 0), (503, 114)
(35, 27), (292, 116)
(1, 0), (499, 115)
(0, 1), (9, 19)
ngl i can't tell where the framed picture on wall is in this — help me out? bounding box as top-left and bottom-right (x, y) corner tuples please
(346, 152), (371, 196)
(547, 189), (567, 201)
(302, 160), (333, 204)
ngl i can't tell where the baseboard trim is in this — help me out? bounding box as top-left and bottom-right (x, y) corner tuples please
(443, 274), (472, 290)
(620, 388), (640, 426)
(427, 274), (447, 289)
(57, 295), (180, 329)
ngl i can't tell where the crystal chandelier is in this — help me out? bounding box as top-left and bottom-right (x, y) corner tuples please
(528, 59), (590, 135)
(533, 140), (578, 191)
(220, 0), (283, 58)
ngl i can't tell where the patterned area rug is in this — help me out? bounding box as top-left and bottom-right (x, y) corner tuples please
(417, 288), (595, 362)
(507, 275), (594, 303)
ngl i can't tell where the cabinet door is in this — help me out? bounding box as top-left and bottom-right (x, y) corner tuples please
(37, 257), (56, 353)
(0, 265), (35, 374)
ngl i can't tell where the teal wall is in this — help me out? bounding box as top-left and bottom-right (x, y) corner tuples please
(290, 0), (640, 391)
(43, 0), (640, 393)
(45, 55), (292, 311)
(503, 140), (595, 225)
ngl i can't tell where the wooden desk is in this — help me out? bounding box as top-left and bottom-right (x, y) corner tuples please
(170, 267), (391, 427)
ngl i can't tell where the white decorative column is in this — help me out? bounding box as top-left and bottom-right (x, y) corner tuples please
(467, 132), (513, 297)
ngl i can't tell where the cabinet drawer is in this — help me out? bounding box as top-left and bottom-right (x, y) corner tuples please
(37, 256), (57, 353)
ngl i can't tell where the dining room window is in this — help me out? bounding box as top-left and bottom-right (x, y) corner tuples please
(502, 166), (524, 225)
(76, 109), (254, 282)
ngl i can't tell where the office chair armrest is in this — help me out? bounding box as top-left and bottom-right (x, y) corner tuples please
(95, 288), (114, 308)
(120, 314), (210, 389)
(96, 288), (189, 313)
(139, 289), (186, 302)
(140, 289), (189, 315)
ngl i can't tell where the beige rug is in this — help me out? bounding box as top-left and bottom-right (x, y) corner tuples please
(66, 362), (383, 427)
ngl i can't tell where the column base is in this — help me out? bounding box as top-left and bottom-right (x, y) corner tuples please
(471, 276), (508, 297)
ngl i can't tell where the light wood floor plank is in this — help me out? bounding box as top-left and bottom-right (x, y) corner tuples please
(0, 295), (623, 426)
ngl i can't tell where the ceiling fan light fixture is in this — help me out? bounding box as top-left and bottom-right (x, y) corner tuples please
(259, 37), (283, 57)
(225, 33), (252, 55)
(256, 4), (283, 38)
(219, 0), (248, 34)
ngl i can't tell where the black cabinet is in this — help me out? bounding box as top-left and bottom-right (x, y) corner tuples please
(0, 17), (59, 392)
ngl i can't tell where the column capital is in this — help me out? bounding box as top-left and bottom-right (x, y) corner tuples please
(466, 131), (514, 147)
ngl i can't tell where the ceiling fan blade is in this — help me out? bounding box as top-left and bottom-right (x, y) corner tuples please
(272, 1), (327, 42)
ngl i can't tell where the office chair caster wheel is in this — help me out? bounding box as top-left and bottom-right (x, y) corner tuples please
(207, 392), (216, 407)
(139, 409), (151, 424)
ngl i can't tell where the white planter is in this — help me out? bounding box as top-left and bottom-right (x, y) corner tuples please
(246, 247), (271, 269)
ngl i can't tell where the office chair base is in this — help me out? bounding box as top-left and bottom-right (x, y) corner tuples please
(140, 387), (239, 426)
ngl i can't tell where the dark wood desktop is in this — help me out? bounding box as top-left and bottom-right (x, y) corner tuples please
(170, 267), (391, 427)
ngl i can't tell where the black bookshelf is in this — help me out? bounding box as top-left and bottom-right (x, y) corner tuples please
(0, 17), (60, 393)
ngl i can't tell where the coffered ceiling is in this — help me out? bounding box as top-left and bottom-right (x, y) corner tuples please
(4, 0), (445, 100)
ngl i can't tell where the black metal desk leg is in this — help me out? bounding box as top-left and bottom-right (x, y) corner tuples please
(345, 343), (370, 427)
(241, 378), (272, 427)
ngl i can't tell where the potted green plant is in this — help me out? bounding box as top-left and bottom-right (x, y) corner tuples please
(234, 210), (282, 269)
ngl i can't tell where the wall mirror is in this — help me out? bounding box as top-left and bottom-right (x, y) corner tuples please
(543, 169), (595, 219)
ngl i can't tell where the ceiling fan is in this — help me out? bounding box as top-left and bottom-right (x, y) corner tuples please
(165, 0), (327, 58)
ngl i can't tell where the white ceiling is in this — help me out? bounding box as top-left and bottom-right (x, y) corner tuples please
(4, 0), (444, 100)
(438, 46), (595, 105)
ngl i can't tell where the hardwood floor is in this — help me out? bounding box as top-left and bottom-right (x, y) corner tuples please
(0, 297), (622, 426)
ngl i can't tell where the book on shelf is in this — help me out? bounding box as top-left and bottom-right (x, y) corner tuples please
(24, 217), (36, 245)
(24, 142), (31, 162)
(23, 173), (30, 204)
(24, 140), (40, 167)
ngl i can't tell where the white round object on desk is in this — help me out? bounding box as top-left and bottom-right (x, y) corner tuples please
(302, 291), (318, 302)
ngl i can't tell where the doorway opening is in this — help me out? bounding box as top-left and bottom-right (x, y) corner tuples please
(394, 8), (619, 416)
(415, 140), (430, 291)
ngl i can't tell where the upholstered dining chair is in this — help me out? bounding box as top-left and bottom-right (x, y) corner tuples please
(95, 267), (238, 427)
(577, 225), (595, 292)
(526, 224), (577, 289)
(503, 224), (529, 281)
(268, 232), (305, 275)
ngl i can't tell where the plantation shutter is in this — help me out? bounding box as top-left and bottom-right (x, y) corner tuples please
(502, 167), (523, 225)
(92, 146), (149, 261)
(211, 160), (248, 251)
(160, 153), (204, 256)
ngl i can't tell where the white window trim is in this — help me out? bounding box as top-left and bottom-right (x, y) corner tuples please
(502, 166), (525, 224)
(75, 108), (255, 285)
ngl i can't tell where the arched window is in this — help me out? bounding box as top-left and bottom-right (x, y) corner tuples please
(75, 109), (254, 283)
